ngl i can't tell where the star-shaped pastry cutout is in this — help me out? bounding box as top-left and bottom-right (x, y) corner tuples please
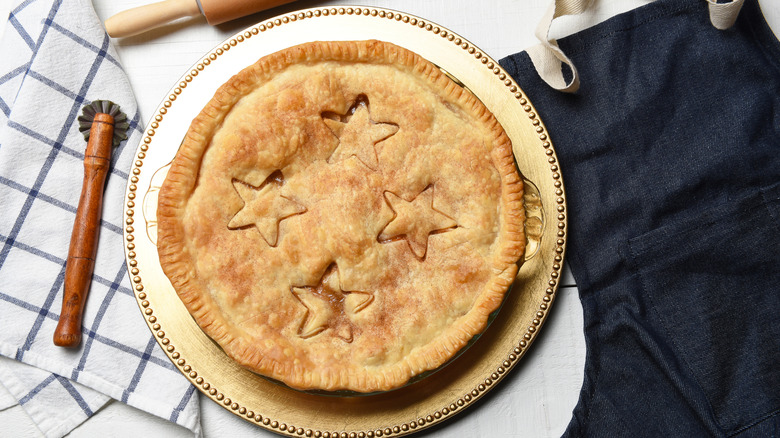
(228, 171), (306, 247)
(379, 185), (457, 259)
(322, 95), (399, 170)
(291, 264), (374, 343)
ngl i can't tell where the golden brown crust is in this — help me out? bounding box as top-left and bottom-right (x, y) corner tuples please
(157, 40), (525, 392)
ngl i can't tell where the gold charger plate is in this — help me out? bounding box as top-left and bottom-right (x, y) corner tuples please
(123, 6), (567, 437)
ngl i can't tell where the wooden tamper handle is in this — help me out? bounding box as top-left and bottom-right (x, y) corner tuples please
(53, 113), (115, 347)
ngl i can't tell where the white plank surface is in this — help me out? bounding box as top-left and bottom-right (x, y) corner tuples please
(1, 0), (778, 436)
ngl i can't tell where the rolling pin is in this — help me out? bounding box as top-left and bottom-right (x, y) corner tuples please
(104, 0), (298, 38)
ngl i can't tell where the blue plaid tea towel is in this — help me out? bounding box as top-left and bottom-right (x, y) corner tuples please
(0, 0), (199, 436)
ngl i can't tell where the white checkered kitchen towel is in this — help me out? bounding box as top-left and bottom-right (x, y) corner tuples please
(0, 0), (199, 436)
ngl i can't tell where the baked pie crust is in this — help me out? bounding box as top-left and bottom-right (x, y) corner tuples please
(157, 40), (525, 392)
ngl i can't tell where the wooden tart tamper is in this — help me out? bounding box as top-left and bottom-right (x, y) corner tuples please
(53, 100), (128, 347)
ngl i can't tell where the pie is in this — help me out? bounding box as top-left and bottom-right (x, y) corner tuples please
(157, 40), (525, 392)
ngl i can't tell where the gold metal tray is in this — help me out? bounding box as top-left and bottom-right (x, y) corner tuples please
(123, 6), (567, 437)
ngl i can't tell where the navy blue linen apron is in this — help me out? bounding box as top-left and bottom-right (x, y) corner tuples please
(500, 0), (780, 435)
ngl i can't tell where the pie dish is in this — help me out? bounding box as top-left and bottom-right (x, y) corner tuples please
(156, 40), (525, 392)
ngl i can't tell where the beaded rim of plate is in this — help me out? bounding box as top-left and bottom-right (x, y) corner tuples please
(122, 7), (567, 438)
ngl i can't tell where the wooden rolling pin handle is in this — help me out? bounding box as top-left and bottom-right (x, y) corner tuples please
(104, 0), (201, 38)
(53, 113), (115, 348)
(199, 0), (298, 25)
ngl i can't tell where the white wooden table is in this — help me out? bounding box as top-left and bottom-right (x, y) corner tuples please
(1, 0), (777, 436)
